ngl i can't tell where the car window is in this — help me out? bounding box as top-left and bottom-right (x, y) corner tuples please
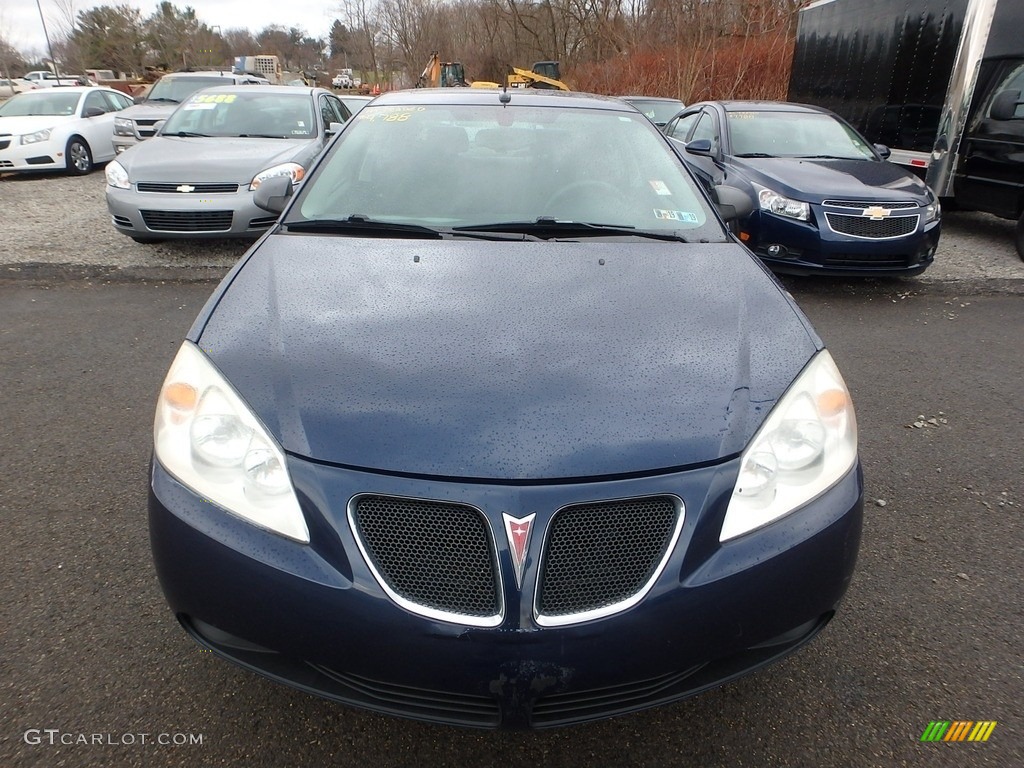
(146, 75), (239, 104)
(328, 95), (352, 122)
(726, 110), (875, 159)
(987, 61), (1024, 119)
(292, 103), (721, 239)
(666, 112), (699, 141)
(84, 91), (111, 114)
(319, 95), (348, 128)
(691, 111), (717, 145)
(100, 91), (130, 112)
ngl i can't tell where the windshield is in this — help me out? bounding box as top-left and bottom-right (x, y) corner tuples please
(292, 102), (719, 237)
(162, 90), (316, 138)
(146, 75), (238, 104)
(0, 91), (80, 117)
(728, 110), (876, 159)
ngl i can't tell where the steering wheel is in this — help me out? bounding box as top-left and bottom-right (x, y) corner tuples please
(543, 180), (621, 215)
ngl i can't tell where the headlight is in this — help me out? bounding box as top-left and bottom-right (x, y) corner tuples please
(753, 183), (810, 221)
(113, 117), (134, 136)
(720, 350), (857, 541)
(21, 128), (52, 145)
(153, 342), (309, 543)
(105, 160), (130, 189)
(924, 197), (941, 223)
(250, 162), (305, 191)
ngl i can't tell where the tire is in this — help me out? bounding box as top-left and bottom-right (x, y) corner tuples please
(65, 137), (93, 175)
(1016, 210), (1024, 261)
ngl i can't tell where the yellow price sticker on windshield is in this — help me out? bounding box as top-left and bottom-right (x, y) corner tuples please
(192, 94), (237, 104)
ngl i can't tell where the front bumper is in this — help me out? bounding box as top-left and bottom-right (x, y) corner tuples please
(150, 450), (863, 729)
(106, 184), (277, 239)
(744, 208), (941, 277)
(0, 138), (64, 172)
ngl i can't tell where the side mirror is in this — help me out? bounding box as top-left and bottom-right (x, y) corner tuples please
(990, 89), (1022, 121)
(253, 175), (294, 214)
(152, 119), (166, 134)
(713, 185), (754, 221)
(83, 107), (105, 118)
(686, 138), (714, 157)
(873, 143), (892, 159)
(326, 121), (345, 136)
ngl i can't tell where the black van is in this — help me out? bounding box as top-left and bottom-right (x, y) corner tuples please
(788, 0), (1024, 259)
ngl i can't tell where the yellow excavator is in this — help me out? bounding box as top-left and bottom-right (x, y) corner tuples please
(417, 52), (469, 88)
(507, 61), (570, 91)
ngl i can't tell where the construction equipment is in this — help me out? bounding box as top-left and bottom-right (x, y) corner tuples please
(418, 53), (468, 88)
(507, 61), (569, 91)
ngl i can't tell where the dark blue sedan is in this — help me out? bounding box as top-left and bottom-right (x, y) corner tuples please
(664, 101), (941, 276)
(149, 88), (863, 729)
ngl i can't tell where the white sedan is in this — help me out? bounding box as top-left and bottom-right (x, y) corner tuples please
(0, 86), (134, 175)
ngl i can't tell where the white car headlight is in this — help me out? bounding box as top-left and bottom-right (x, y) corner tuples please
(113, 117), (134, 136)
(753, 183), (810, 222)
(154, 341), (309, 543)
(250, 162), (305, 191)
(720, 350), (857, 542)
(21, 128), (52, 145)
(924, 197), (941, 223)
(105, 160), (130, 189)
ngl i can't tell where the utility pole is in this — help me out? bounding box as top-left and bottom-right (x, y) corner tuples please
(35, 0), (61, 79)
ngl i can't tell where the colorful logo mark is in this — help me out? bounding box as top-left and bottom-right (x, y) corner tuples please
(920, 721), (997, 742)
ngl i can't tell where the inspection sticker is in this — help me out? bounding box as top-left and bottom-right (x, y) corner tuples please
(654, 209), (698, 223)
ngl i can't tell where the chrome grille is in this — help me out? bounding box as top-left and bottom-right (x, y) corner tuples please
(824, 212), (919, 239)
(823, 200), (917, 210)
(537, 496), (682, 624)
(137, 182), (239, 194)
(350, 495), (501, 624)
(135, 118), (162, 138)
(141, 209), (233, 232)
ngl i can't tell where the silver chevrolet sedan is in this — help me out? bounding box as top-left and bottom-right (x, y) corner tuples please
(105, 85), (351, 242)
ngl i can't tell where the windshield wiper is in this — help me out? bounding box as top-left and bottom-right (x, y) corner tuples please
(169, 131), (211, 138)
(794, 154), (860, 160)
(453, 218), (689, 242)
(734, 152), (776, 158)
(285, 215), (442, 238)
(145, 97), (180, 104)
(238, 133), (288, 139)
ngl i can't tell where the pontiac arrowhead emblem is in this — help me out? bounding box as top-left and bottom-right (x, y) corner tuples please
(862, 205), (890, 220)
(502, 512), (536, 588)
(176, 184), (196, 193)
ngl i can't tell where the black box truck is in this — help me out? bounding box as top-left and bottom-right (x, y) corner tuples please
(788, 0), (1024, 258)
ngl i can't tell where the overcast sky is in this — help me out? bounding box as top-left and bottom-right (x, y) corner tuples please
(3, 1), (344, 57)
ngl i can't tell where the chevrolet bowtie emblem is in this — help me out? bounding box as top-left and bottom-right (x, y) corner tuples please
(863, 205), (890, 220)
(176, 184), (196, 193)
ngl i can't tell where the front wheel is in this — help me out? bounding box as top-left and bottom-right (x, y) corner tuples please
(1016, 210), (1024, 261)
(65, 137), (93, 175)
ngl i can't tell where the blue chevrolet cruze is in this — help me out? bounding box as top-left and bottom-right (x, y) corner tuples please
(149, 88), (863, 729)
(664, 100), (941, 276)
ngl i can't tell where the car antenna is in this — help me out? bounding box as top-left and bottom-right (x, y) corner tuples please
(500, 68), (510, 105)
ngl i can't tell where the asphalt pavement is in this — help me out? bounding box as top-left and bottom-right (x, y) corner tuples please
(1, 279), (1020, 767)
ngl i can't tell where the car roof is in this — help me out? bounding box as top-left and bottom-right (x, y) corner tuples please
(162, 70), (253, 79)
(704, 100), (829, 115)
(621, 96), (685, 103)
(11, 86), (110, 95)
(371, 88), (634, 111)
(191, 84), (323, 96)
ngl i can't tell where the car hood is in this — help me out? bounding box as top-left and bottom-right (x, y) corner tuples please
(731, 157), (931, 202)
(0, 115), (70, 133)
(116, 136), (318, 182)
(194, 237), (820, 480)
(117, 102), (179, 120)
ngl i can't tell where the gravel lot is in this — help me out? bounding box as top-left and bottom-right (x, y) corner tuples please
(2, 168), (1023, 289)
